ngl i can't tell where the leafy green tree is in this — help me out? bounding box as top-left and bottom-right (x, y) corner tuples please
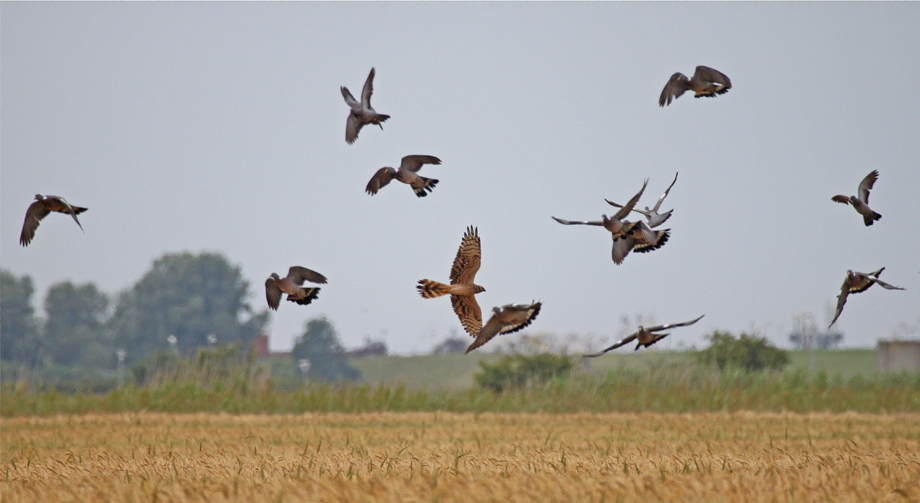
(43, 281), (112, 367)
(109, 252), (268, 363)
(475, 353), (573, 393)
(695, 331), (790, 372)
(1, 269), (40, 365)
(291, 317), (360, 382)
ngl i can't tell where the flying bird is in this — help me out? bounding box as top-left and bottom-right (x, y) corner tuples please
(832, 170), (882, 226)
(417, 226), (486, 336)
(265, 266), (328, 311)
(828, 268), (905, 328)
(366, 155), (442, 197)
(659, 66), (731, 107)
(606, 172), (679, 228)
(551, 178), (649, 238)
(584, 315), (705, 357)
(467, 302), (542, 354)
(341, 67), (390, 144)
(19, 194), (88, 247)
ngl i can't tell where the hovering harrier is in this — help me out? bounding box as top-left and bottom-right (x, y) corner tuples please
(366, 155), (442, 197)
(584, 315), (705, 357)
(341, 67), (390, 144)
(467, 301), (542, 354)
(417, 226), (486, 336)
(19, 194), (88, 247)
(828, 268), (904, 328)
(606, 172), (678, 228)
(659, 66), (731, 107)
(832, 170), (882, 226)
(265, 266), (328, 311)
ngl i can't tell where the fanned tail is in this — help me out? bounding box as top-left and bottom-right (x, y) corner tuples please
(417, 279), (450, 298)
(286, 288), (321, 306)
(413, 177), (439, 197)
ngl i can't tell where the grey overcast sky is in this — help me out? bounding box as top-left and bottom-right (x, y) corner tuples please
(2, 2), (918, 355)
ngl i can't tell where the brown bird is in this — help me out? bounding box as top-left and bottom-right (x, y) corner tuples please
(265, 266), (328, 311)
(828, 268), (905, 329)
(365, 155), (442, 197)
(341, 67), (390, 144)
(467, 302), (542, 353)
(584, 315), (705, 357)
(832, 170), (882, 226)
(659, 66), (731, 107)
(417, 226), (486, 336)
(19, 194), (88, 247)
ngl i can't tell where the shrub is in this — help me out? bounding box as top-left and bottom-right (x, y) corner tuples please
(475, 353), (573, 393)
(695, 331), (789, 372)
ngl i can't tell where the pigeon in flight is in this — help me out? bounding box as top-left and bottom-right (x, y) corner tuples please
(341, 67), (390, 144)
(828, 268), (904, 328)
(466, 302), (542, 354)
(606, 172), (678, 228)
(584, 315), (705, 357)
(366, 155), (442, 198)
(832, 170), (882, 226)
(20, 194), (88, 247)
(659, 66), (731, 107)
(265, 266), (328, 311)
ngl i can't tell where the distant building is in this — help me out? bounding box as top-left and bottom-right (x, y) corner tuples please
(253, 334), (291, 359)
(346, 337), (388, 357)
(876, 340), (920, 372)
(432, 338), (467, 354)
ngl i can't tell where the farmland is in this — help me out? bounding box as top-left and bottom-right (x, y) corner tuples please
(3, 412), (919, 502)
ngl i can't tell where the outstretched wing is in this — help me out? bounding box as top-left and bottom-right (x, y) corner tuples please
(450, 226), (481, 285)
(552, 216), (604, 226)
(452, 294), (482, 336)
(831, 195), (851, 205)
(693, 66), (732, 88)
(611, 235), (636, 265)
(659, 72), (689, 107)
(45, 196), (84, 233)
(346, 114), (364, 144)
(645, 314), (705, 333)
(651, 172), (679, 213)
(265, 279), (283, 311)
(19, 201), (51, 247)
(288, 266), (327, 285)
(366, 168), (396, 195)
(583, 333), (638, 357)
(467, 302), (542, 353)
(605, 199), (652, 218)
(858, 170), (878, 204)
(611, 179), (649, 221)
(871, 278), (905, 291)
(400, 155), (441, 173)
(361, 67), (376, 108)
(828, 280), (850, 329)
(341, 86), (360, 109)
(633, 229), (670, 254)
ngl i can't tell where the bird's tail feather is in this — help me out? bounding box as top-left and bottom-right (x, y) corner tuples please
(417, 279), (450, 298)
(287, 288), (321, 306)
(413, 178), (439, 197)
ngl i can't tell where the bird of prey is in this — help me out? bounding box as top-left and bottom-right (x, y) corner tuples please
(584, 315), (705, 357)
(828, 268), (905, 328)
(467, 301), (542, 354)
(832, 170), (882, 226)
(265, 266), (328, 311)
(19, 194), (88, 247)
(606, 172), (678, 228)
(417, 226), (486, 336)
(341, 67), (390, 144)
(552, 179), (670, 264)
(659, 66), (732, 107)
(366, 155), (442, 198)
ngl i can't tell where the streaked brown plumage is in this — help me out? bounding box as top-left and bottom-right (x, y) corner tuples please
(265, 266), (328, 311)
(19, 194), (88, 247)
(417, 226), (486, 336)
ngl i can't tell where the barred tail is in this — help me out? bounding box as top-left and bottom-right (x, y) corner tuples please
(287, 287), (321, 306)
(413, 177), (439, 198)
(417, 279), (450, 298)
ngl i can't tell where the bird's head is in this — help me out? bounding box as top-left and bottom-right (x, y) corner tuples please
(34, 194), (44, 201)
(269, 273), (281, 281)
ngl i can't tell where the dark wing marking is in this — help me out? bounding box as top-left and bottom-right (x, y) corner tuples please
(452, 294), (482, 336)
(450, 226), (481, 285)
(467, 303), (541, 353)
(633, 229), (670, 253)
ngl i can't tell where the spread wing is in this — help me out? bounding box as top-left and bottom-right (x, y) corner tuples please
(287, 266), (327, 285)
(346, 114), (364, 144)
(583, 332), (638, 357)
(634, 229), (670, 254)
(858, 170), (878, 204)
(366, 168), (396, 195)
(831, 195), (851, 205)
(265, 279), (283, 311)
(644, 315), (705, 333)
(659, 72), (688, 107)
(45, 196), (84, 232)
(452, 294), (482, 336)
(19, 201), (51, 247)
(605, 199), (652, 218)
(871, 278), (905, 291)
(400, 155), (441, 173)
(693, 66), (732, 88)
(828, 280), (851, 328)
(467, 302), (541, 353)
(361, 67), (376, 108)
(611, 235), (636, 265)
(449, 226), (481, 285)
(652, 172), (679, 213)
(552, 216), (603, 226)
(611, 179), (649, 221)
(341, 86), (360, 109)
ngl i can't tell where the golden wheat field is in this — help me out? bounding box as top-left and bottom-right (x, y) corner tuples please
(2, 412), (919, 503)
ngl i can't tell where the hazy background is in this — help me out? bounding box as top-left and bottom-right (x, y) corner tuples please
(2, 2), (918, 354)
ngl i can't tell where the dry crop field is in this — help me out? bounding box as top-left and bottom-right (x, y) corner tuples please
(2, 412), (919, 502)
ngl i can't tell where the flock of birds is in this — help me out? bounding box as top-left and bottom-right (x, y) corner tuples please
(17, 65), (906, 355)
